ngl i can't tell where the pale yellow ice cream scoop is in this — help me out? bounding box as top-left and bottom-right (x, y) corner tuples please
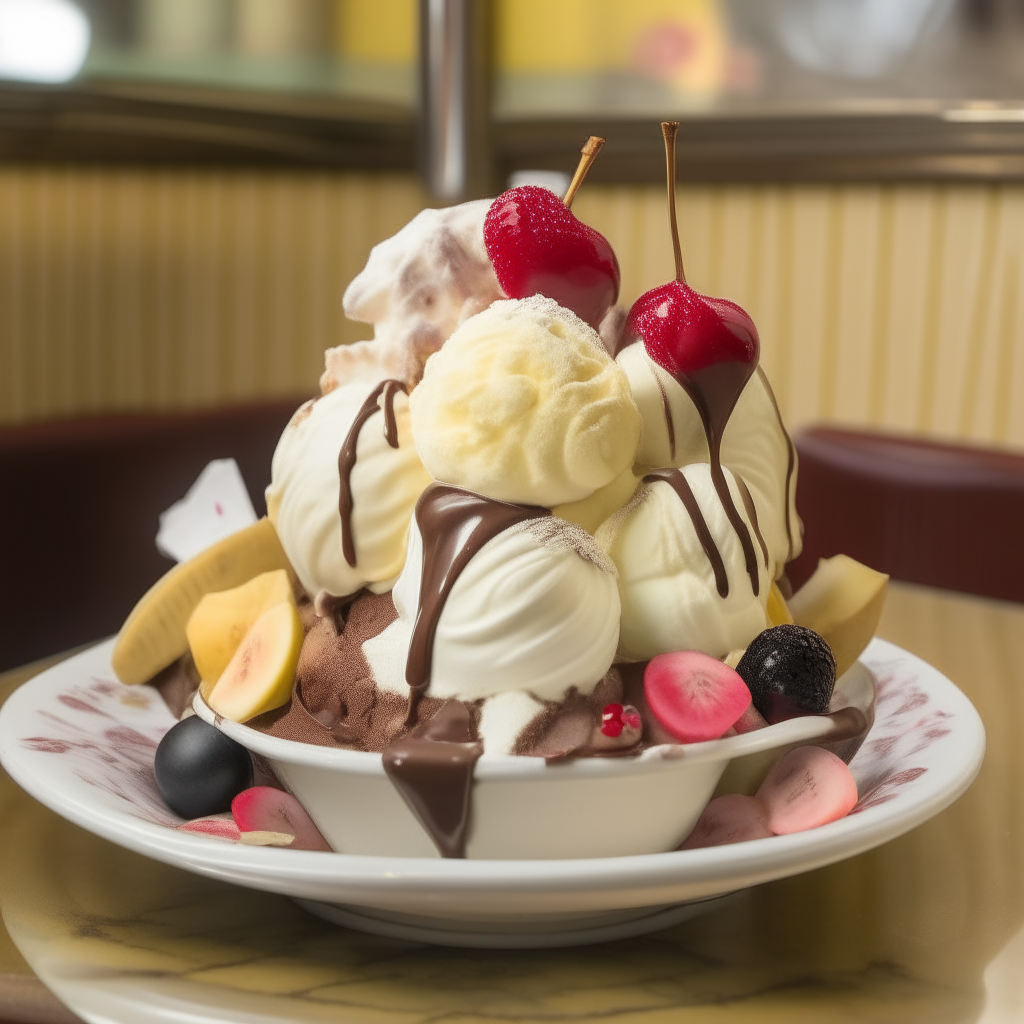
(410, 295), (642, 507)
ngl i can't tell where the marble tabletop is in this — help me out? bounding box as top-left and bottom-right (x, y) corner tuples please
(1, 581), (1022, 1024)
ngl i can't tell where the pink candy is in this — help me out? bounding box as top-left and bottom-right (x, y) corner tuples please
(178, 813), (241, 842)
(231, 787), (333, 851)
(679, 794), (772, 849)
(757, 746), (859, 834)
(731, 704), (769, 735)
(680, 745), (859, 849)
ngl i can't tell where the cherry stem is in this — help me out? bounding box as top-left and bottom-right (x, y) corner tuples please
(562, 136), (605, 209)
(662, 121), (686, 284)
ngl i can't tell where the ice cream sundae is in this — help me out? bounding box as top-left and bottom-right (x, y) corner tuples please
(111, 126), (889, 859)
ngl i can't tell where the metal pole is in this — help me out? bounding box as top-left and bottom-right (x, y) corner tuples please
(419, 0), (492, 202)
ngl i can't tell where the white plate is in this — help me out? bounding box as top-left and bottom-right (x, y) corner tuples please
(0, 637), (985, 948)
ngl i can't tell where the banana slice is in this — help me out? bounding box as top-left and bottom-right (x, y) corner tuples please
(766, 581), (794, 626)
(788, 554), (889, 678)
(207, 600), (304, 723)
(186, 569), (295, 687)
(112, 518), (294, 685)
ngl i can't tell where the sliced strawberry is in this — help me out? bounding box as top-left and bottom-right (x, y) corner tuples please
(643, 651), (752, 743)
(231, 787), (332, 852)
(679, 794), (772, 849)
(756, 746), (859, 834)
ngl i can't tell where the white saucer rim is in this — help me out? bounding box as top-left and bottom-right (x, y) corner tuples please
(0, 637), (985, 908)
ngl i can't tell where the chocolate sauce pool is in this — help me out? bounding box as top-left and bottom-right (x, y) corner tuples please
(337, 379), (407, 567)
(383, 701), (483, 858)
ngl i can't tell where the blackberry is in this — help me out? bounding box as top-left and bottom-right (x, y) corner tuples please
(736, 624), (836, 722)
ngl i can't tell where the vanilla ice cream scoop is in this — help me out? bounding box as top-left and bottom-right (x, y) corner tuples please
(267, 381), (432, 599)
(322, 199), (504, 392)
(410, 296), (642, 507)
(597, 462), (770, 662)
(363, 506), (620, 752)
(617, 341), (801, 568)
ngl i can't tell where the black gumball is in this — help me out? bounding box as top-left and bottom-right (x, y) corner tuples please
(736, 624), (836, 722)
(154, 716), (253, 819)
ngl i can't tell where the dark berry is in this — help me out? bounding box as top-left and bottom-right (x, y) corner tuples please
(735, 625), (836, 723)
(154, 716), (252, 819)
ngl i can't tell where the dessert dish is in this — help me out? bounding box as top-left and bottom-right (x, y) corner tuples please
(106, 125), (891, 860)
(0, 633), (985, 946)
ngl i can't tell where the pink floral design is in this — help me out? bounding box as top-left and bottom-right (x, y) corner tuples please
(20, 677), (181, 829)
(850, 655), (950, 812)
(18, 677), (274, 843)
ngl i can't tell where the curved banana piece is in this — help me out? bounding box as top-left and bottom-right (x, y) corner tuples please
(112, 517), (294, 685)
(788, 554), (889, 678)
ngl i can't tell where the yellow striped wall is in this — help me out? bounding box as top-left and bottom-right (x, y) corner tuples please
(1, 168), (1022, 452)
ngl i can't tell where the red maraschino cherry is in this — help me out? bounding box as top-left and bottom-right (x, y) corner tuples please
(630, 121), (763, 597)
(484, 136), (620, 330)
(625, 122), (759, 423)
(627, 287), (758, 383)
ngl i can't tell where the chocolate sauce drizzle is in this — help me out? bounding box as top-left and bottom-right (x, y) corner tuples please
(654, 372), (676, 462)
(337, 379), (408, 568)
(405, 484), (550, 723)
(674, 361), (761, 597)
(383, 701), (483, 858)
(313, 589), (360, 634)
(644, 468), (729, 598)
(736, 475), (769, 570)
(756, 365), (797, 562)
(371, 485), (549, 860)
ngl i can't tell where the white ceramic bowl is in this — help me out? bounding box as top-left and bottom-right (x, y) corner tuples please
(192, 664), (876, 860)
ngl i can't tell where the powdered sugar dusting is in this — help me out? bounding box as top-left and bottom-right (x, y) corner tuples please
(486, 295), (606, 354)
(516, 515), (617, 576)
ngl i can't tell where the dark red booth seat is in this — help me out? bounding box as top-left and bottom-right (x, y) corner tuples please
(0, 400), (306, 672)
(789, 427), (1024, 604)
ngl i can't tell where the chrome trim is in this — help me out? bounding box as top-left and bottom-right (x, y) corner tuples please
(418, 0), (492, 200)
(3, 83), (1024, 182)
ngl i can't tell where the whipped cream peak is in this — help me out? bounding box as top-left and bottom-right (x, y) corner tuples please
(323, 199), (504, 392)
(617, 341), (801, 570)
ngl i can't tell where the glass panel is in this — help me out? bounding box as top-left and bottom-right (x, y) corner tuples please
(10, 0), (418, 107)
(495, 0), (1024, 119)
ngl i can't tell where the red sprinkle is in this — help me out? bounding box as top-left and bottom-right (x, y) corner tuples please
(601, 703), (625, 737)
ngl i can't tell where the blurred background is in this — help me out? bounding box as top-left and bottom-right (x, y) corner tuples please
(0, 0), (1023, 449)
